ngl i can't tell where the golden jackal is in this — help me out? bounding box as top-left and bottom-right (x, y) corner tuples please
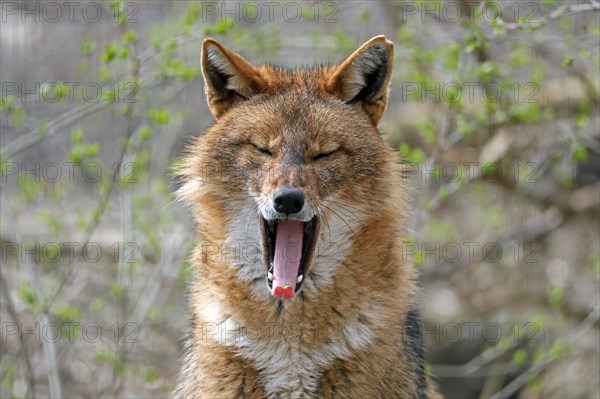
(175, 36), (442, 398)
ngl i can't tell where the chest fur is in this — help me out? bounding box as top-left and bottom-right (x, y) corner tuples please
(198, 298), (377, 398)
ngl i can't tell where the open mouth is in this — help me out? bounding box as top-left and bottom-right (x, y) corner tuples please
(261, 216), (319, 300)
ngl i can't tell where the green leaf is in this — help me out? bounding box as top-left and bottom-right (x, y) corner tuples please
(561, 55), (574, 67)
(138, 125), (152, 140)
(527, 375), (543, 392)
(144, 367), (160, 382)
(550, 341), (570, 360)
(111, 282), (124, 299)
(54, 305), (82, 323)
(94, 349), (124, 373)
(334, 30), (357, 53)
(18, 173), (45, 203)
(571, 143), (589, 162)
(0, 94), (15, 112)
(11, 106), (25, 129)
(509, 47), (527, 68)
(37, 212), (62, 235)
(399, 143), (426, 165)
(443, 42), (461, 70)
(358, 9), (372, 23)
(456, 114), (472, 136)
(416, 120), (437, 144)
(101, 43), (119, 63)
(204, 17), (236, 36)
(38, 119), (49, 137)
(147, 108), (170, 125)
(396, 26), (414, 44)
(182, 2), (202, 27)
(122, 29), (138, 43)
(40, 82), (68, 102)
(92, 298), (105, 313)
(18, 282), (37, 305)
(99, 67), (113, 83)
(548, 285), (565, 309)
(512, 348), (528, 365)
(80, 37), (96, 55)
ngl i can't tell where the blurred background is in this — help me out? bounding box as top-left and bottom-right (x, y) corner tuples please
(1, 1), (599, 398)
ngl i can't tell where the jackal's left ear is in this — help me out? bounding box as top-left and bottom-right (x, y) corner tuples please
(201, 39), (266, 118)
(327, 36), (394, 126)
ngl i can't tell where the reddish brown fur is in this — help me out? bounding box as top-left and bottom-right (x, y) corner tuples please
(174, 36), (442, 398)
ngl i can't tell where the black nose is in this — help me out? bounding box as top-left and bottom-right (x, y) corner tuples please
(273, 188), (305, 215)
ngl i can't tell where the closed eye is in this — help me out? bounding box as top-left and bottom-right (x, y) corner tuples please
(313, 150), (337, 161)
(253, 144), (273, 157)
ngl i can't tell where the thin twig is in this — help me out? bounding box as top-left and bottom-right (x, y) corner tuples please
(0, 272), (36, 398)
(489, 304), (600, 399)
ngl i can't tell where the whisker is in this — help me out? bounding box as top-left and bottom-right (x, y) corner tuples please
(320, 203), (358, 242)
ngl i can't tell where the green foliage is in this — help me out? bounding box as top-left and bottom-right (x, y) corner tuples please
(396, 26), (414, 44)
(203, 18), (236, 36)
(1, 92), (25, 128)
(426, 219), (456, 242)
(144, 367), (160, 383)
(69, 128), (100, 164)
(571, 143), (589, 162)
(512, 348), (528, 365)
(18, 173), (45, 203)
(0, 94), (15, 112)
(110, 282), (124, 299)
(94, 349), (125, 374)
(417, 121), (437, 145)
(399, 143), (426, 165)
(18, 281), (37, 306)
(122, 29), (138, 43)
(550, 341), (570, 360)
(53, 305), (82, 323)
(181, 2), (202, 29)
(79, 37), (96, 55)
(334, 30), (357, 53)
(157, 58), (199, 81)
(110, 1), (132, 25)
(527, 375), (543, 392)
(37, 212), (62, 236)
(138, 125), (152, 140)
(101, 43), (130, 63)
(358, 9), (372, 24)
(1, 359), (16, 391)
(92, 298), (105, 314)
(548, 285), (565, 309)
(147, 108), (170, 125)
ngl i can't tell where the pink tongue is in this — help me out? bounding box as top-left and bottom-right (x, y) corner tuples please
(272, 220), (303, 299)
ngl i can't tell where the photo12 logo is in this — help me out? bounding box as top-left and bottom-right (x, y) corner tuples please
(1, 161), (140, 185)
(2, 322), (139, 344)
(400, 1), (539, 24)
(2, 81), (139, 104)
(401, 81), (539, 104)
(1, 2), (139, 24)
(1, 241), (140, 264)
(199, 1), (339, 23)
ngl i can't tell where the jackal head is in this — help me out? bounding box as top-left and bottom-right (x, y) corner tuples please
(179, 36), (398, 300)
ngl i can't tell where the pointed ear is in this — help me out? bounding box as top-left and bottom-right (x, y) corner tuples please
(327, 36), (394, 125)
(201, 39), (266, 118)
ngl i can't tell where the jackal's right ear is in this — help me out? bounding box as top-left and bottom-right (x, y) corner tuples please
(201, 39), (266, 118)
